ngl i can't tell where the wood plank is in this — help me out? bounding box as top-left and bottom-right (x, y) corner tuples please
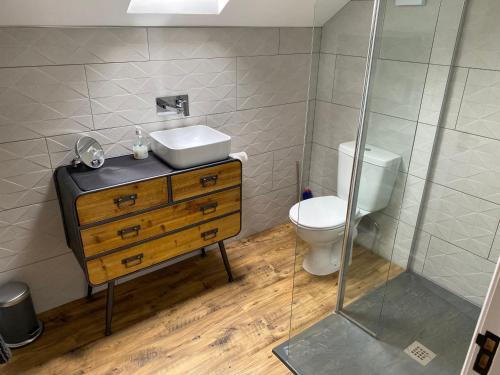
(81, 187), (241, 257)
(3, 223), (401, 375)
(76, 178), (168, 225)
(171, 161), (241, 201)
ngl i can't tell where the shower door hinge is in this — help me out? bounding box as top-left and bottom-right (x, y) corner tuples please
(474, 331), (499, 374)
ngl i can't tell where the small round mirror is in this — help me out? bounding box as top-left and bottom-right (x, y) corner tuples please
(73, 136), (105, 169)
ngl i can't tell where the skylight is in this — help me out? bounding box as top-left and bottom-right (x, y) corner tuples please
(127, 0), (231, 14)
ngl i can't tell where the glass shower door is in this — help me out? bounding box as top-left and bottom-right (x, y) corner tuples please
(339, 0), (468, 336)
(280, 0), (476, 373)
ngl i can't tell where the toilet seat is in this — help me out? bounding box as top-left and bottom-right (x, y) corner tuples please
(289, 196), (354, 231)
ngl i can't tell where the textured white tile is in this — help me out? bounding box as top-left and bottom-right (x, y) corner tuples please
(371, 60), (427, 121)
(316, 53), (336, 102)
(441, 67), (468, 129)
(279, 27), (321, 54)
(366, 112), (417, 173)
(422, 236), (496, 306)
(320, 1), (373, 57)
(490, 227), (500, 263)
(0, 27), (148, 67)
(297, 102), (312, 188)
(420, 182), (500, 258)
(140, 115), (207, 133)
(237, 54), (311, 110)
(308, 53), (319, 101)
(392, 224), (430, 272)
(0, 252), (86, 313)
(273, 145), (304, 191)
(301, 142), (313, 189)
(207, 102), (306, 156)
(430, 0), (466, 65)
(400, 174), (426, 226)
(240, 186), (296, 238)
(0, 139), (54, 210)
(305, 100), (316, 144)
(332, 55), (366, 109)
(392, 221), (414, 269)
(419, 65), (451, 126)
(457, 0), (500, 70)
(456, 68), (500, 140)
(149, 27), (279, 60)
(47, 127), (134, 167)
(0, 201), (69, 272)
(355, 217), (378, 250)
(86, 59), (236, 128)
(313, 101), (359, 149)
(307, 181), (336, 198)
(430, 128), (500, 204)
(409, 229), (431, 274)
(309, 143), (338, 193)
(370, 212), (399, 261)
(409, 122), (437, 178)
(379, 0), (440, 63)
(47, 116), (206, 167)
(0, 65), (92, 142)
(242, 152), (273, 199)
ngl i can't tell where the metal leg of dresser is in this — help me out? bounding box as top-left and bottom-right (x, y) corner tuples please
(86, 284), (93, 300)
(218, 241), (233, 282)
(201, 247), (207, 257)
(105, 280), (115, 336)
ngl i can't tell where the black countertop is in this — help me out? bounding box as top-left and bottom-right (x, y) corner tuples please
(68, 153), (173, 191)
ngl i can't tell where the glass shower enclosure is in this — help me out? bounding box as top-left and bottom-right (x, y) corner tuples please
(274, 0), (499, 374)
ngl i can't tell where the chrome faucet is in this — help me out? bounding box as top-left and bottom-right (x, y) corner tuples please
(156, 95), (190, 116)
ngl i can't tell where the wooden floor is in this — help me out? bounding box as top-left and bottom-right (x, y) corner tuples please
(3, 224), (401, 375)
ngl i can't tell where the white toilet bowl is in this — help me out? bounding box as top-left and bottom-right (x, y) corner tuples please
(291, 141), (401, 276)
(289, 196), (361, 276)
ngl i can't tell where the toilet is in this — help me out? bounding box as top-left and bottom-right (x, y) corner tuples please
(290, 141), (401, 276)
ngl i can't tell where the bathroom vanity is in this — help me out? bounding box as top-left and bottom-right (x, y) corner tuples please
(54, 153), (242, 335)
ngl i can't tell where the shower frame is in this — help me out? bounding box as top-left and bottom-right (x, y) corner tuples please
(334, 0), (470, 337)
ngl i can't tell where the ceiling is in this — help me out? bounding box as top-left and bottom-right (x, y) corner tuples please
(0, 0), (349, 27)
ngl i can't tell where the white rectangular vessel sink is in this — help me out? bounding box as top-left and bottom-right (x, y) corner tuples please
(149, 125), (231, 169)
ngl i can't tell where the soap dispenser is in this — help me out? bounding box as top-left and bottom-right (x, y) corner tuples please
(133, 127), (149, 160)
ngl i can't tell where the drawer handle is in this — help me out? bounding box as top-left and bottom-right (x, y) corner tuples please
(200, 202), (218, 215)
(117, 225), (141, 239)
(121, 253), (144, 268)
(201, 228), (219, 241)
(200, 175), (218, 187)
(114, 194), (137, 209)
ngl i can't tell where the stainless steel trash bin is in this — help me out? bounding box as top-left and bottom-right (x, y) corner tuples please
(0, 282), (43, 348)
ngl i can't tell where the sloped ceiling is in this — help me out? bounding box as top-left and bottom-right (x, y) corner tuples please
(0, 0), (349, 27)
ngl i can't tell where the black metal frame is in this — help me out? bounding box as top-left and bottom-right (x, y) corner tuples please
(218, 241), (234, 282)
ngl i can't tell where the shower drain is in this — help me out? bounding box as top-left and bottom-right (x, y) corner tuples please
(404, 341), (437, 366)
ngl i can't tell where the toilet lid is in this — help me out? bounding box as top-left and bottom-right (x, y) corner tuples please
(289, 196), (353, 230)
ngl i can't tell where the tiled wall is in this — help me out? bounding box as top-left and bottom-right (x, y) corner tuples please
(411, 0), (500, 306)
(307, 0), (500, 306)
(0, 26), (318, 312)
(306, 0), (372, 197)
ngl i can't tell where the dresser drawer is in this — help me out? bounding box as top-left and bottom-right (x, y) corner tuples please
(171, 160), (241, 201)
(76, 178), (168, 225)
(81, 187), (241, 257)
(86, 213), (241, 285)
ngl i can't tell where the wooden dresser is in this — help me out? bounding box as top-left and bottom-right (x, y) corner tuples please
(55, 153), (242, 335)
